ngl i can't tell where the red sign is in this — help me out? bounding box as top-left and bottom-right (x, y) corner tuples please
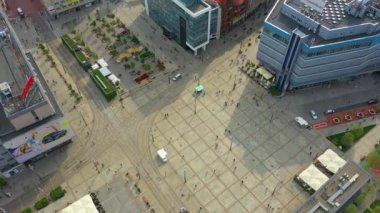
(20, 76), (34, 100)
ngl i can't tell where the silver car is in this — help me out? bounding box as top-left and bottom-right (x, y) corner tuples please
(309, 110), (317, 120)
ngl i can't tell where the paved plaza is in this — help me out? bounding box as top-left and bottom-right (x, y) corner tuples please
(2, 0), (379, 212)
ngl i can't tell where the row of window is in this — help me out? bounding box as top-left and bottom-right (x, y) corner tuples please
(300, 42), (372, 57)
(263, 29), (289, 44)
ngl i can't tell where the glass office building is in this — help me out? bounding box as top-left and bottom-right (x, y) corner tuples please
(145, 0), (221, 54)
(257, 0), (380, 92)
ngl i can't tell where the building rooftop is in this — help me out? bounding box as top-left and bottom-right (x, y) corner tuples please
(0, 13), (61, 138)
(296, 162), (371, 213)
(266, 0), (380, 44)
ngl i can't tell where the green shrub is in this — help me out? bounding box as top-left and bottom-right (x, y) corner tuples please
(341, 132), (354, 148)
(269, 86), (281, 96)
(21, 208), (32, 213)
(110, 49), (118, 57)
(131, 35), (140, 44)
(50, 186), (66, 201)
(345, 204), (358, 213)
(142, 64), (151, 70)
(0, 177), (7, 188)
(34, 198), (49, 210)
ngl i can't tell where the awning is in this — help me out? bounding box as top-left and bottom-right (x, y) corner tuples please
(256, 67), (274, 80)
(317, 149), (346, 174)
(298, 164), (329, 191)
(60, 194), (98, 213)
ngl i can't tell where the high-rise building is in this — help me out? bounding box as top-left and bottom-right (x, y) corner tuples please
(257, 0), (380, 92)
(144, 0), (221, 54)
(0, 12), (74, 178)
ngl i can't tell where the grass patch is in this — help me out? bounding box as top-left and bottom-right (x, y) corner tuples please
(61, 34), (79, 52)
(327, 125), (376, 152)
(90, 69), (116, 101)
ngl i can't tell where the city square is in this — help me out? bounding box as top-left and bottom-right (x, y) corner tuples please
(0, 0), (379, 212)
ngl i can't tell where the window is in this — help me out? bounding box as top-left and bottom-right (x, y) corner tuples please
(301, 42), (372, 57)
(263, 28), (289, 44)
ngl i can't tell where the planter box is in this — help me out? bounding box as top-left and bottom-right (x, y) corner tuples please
(61, 35), (79, 52)
(74, 52), (90, 70)
(356, 112), (364, 118)
(333, 118), (340, 124)
(369, 109), (376, 115)
(344, 115), (352, 121)
(90, 69), (116, 101)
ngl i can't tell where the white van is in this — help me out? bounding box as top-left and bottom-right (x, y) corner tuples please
(157, 148), (168, 162)
(295, 117), (309, 127)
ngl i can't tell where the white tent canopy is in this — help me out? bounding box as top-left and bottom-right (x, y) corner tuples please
(317, 149), (346, 174)
(298, 164), (329, 191)
(97, 58), (108, 67)
(99, 67), (112, 77)
(107, 74), (120, 85)
(60, 194), (98, 213)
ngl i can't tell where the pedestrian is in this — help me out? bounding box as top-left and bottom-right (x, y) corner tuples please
(228, 130), (231, 134)
(101, 163), (105, 169)
(236, 102), (240, 107)
(241, 180), (244, 185)
(215, 143), (218, 149)
(216, 135), (218, 139)
(233, 158), (236, 162)
(225, 128), (227, 133)
(234, 166), (237, 171)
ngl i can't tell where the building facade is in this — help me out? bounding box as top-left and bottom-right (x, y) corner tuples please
(42, 0), (100, 17)
(212, 0), (273, 33)
(257, 0), (380, 92)
(145, 0), (221, 54)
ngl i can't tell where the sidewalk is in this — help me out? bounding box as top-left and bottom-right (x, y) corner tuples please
(345, 121), (380, 163)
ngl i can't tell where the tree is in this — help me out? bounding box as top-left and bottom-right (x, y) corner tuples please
(366, 149), (380, 168)
(345, 204), (358, 213)
(356, 193), (367, 206)
(341, 132), (355, 148)
(352, 127), (364, 139)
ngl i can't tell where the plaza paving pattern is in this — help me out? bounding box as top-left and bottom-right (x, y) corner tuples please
(148, 68), (333, 212)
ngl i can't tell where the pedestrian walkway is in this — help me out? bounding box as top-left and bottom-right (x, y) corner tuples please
(345, 123), (380, 163)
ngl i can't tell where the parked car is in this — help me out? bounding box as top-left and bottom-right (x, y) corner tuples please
(367, 99), (378, 105)
(324, 109), (335, 115)
(172, 73), (182, 81)
(42, 130), (67, 144)
(309, 110), (318, 120)
(295, 117), (309, 127)
(17, 8), (24, 17)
